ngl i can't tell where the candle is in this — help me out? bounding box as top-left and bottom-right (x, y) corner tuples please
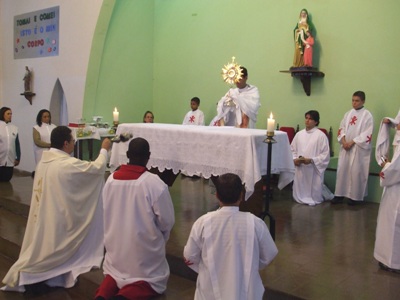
(113, 107), (119, 122)
(267, 112), (275, 133)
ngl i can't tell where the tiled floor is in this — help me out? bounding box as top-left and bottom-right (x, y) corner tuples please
(1, 170), (400, 299)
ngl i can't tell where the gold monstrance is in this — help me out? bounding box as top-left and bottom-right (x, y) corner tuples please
(221, 56), (243, 107)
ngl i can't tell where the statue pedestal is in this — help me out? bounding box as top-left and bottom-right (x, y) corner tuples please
(280, 67), (325, 96)
(20, 91), (36, 105)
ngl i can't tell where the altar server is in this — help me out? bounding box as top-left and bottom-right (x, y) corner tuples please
(183, 97), (205, 125)
(385, 109), (400, 149)
(374, 145), (400, 274)
(332, 91), (373, 205)
(95, 137), (175, 300)
(184, 173), (278, 300)
(2, 126), (111, 293)
(291, 110), (330, 206)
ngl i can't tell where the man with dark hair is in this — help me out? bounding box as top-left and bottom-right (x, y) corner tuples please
(0, 107), (20, 182)
(211, 66), (261, 128)
(183, 173), (278, 300)
(95, 137), (175, 300)
(2, 126), (111, 293)
(182, 96), (205, 125)
(332, 91), (374, 205)
(291, 110), (330, 205)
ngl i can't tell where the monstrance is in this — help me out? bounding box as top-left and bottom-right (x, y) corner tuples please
(221, 56), (243, 107)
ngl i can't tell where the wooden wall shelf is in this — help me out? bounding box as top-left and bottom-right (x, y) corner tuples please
(280, 68), (325, 96)
(20, 91), (36, 105)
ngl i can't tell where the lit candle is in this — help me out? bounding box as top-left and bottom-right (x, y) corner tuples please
(113, 107), (119, 122)
(267, 112), (275, 133)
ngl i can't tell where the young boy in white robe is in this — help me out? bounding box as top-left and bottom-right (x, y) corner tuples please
(182, 97), (205, 125)
(331, 91), (373, 205)
(184, 173), (278, 300)
(291, 110), (330, 206)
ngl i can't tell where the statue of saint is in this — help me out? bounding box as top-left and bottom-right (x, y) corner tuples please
(23, 66), (32, 92)
(292, 9), (315, 68)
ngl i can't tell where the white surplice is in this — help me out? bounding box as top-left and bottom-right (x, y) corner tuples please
(102, 171), (175, 294)
(33, 123), (57, 164)
(210, 85), (260, 128)
(291, 128), (330, 205)
(391, 110), (400, 146)
(374, 146), (400, 269)
(335, 107), (373, 201)
(1, 148), (108, 291)
(184, 207), (278, 300)
(182, 109), (205, 126)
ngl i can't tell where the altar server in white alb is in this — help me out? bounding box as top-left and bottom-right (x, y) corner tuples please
(95, 137), (175, 300)
(184, 173), (278, 300)
(2, 126), (111, 293)
(375, 110), (400, 166)
(374, 141), (400, 274)
(291, 110), (330, 206)
(210, 67), (261, 128)
(384, 109), (400, 150)
(332, 91), (373, 205)
(182, 97), (205, 126)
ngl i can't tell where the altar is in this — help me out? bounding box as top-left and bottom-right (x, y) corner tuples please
(109, 123), (295, 202)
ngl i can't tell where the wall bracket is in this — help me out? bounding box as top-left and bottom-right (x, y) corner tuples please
(20, 91), (36, 105)
(280, 67), (325, 96)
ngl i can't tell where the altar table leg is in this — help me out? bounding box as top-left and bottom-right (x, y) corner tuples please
(149, 167), (179, 186)
(74, 140), (83, 159)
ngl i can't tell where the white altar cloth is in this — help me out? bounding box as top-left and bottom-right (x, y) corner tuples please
(109, 123), (295, 200)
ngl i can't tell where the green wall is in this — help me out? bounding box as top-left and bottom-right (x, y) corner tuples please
(84, 0), (154, 124)
(84, 0), (400, 202)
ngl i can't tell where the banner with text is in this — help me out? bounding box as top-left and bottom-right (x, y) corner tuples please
(14, 6), (59, 59)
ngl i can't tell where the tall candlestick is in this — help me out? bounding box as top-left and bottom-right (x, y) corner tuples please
(113, 107), (119, 122)
(267, 112), (275, 133)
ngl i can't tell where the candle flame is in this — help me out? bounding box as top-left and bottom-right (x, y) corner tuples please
(114, 107), (118, 112)
(269, 112), (273, 119)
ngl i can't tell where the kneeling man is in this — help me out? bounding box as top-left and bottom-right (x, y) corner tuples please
(95, 138), (175, 300)
(2, 126), (111, 292)
(291, 110), (330, 206)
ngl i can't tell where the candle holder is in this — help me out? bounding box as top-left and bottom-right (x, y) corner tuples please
(261, 129), (277, 240)
(264, 130), (277, 144)
(113, 121), (119, 128)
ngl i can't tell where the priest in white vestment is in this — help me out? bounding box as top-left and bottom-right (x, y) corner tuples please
(95, 137), (175, 299)
(1, 126), (111, 293)
(184, 173), (278, 300)
(332, 91), (373, 205)
(374, 144), (400, 273)
(210, 67), (261, 128)
(291, 110), (330, 206)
